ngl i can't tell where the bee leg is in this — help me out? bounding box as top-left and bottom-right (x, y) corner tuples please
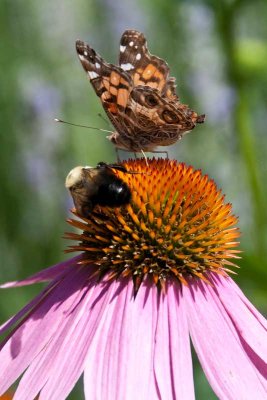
(75, 201), (94, 219)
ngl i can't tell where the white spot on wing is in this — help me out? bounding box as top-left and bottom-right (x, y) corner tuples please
(121, 63), (134, 71)
(95, 62), (101, 69)
(129, 41), (134, 47)
(88, 71), (99, 79)
(84, 51), (88, 56)
(120, 45), (126, 53)
(136, 53), (141, 60)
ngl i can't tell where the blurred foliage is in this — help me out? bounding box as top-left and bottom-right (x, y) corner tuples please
(0, 0), (266, 398)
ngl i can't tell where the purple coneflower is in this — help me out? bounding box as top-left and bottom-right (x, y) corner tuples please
(0, 159), (266, 399)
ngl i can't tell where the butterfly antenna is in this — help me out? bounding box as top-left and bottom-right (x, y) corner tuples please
(54, 118), (113, 134)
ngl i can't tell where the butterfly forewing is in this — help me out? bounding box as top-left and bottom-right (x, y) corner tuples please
(76, 40), (132, 112)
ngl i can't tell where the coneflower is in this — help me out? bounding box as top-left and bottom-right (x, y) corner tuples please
(0, 159), (266, 400)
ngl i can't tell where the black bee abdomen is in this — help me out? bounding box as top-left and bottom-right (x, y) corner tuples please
(107, 181), (132, 206)
(96, 177), (131, 208)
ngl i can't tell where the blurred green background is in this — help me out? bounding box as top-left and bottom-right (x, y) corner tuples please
(0, 0), (266, 398)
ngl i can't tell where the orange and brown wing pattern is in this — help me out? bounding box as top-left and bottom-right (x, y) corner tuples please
(119, 30), (178, 99)
(76, 40), (132, 117)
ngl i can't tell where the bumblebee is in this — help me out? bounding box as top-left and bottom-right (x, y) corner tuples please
(65, 162), (132, 217)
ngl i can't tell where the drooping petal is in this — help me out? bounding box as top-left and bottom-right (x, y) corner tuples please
(183, 278), (267, 400)
(0, 255), (83, 288)
(153, 283), (195, 399)
(0, 257), (84, 336)
(0, 279), (58, 336)
(84, 280), (159, 400)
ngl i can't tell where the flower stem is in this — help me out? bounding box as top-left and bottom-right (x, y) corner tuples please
(212, 1), (266, 254)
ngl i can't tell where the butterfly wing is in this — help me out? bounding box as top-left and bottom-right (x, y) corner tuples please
(119, 30), (178, 100)
(76, 40), (133, 134)
(128, 86), (203, 144)
(76, 35), (205, 153)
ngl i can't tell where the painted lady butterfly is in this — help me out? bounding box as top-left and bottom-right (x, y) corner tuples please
(76, 30), (205, 154)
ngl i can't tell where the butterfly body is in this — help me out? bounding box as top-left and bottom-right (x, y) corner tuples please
(76, 30), (205, 153)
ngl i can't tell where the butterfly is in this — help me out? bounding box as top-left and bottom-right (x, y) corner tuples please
(76, 29), (205, 154)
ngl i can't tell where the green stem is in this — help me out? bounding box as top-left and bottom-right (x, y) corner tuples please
(235, 87), (266, 252)
(212, 1), (266, 254)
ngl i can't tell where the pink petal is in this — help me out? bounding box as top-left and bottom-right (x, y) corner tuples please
(153, 283), (194, 399)
(14, 271), (114, 400)
(0, 265), (90, 395)
(154, 290), (177, 399)
(212, 275), (267, 359)
(40, 276), (126, 400)
(84, 280), (159, 400)
(0, 278), (59, 336)
(210, 274), (267, 388)
(165, 283), (195, 399)
(226, 276), (267, 329)
(184, 278), (267, 399)
(13, 282), (91, 399)
(0, 255), (83, 288)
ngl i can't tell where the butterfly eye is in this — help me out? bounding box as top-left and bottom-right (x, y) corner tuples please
(145, 94), (158, 107)
(162, 110), (179, 123)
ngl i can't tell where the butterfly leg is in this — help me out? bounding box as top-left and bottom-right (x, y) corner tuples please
(115, 148), (122, 163)
(150, 150), (169, 159)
